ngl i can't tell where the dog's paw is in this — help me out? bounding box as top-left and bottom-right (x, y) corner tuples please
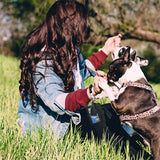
(95, 91), (108, 99)
(99, 78), (110, 90)
(99, 78), (116, 101)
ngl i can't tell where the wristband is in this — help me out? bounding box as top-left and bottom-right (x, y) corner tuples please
(89, 84), (96, 101)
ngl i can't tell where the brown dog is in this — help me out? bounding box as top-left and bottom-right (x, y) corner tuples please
(99, 47), (160, 160)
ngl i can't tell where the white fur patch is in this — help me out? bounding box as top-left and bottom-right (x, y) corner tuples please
(116, 87), (126, 99)
(99, 78), (116, 101)
(118, 61), (146, 84)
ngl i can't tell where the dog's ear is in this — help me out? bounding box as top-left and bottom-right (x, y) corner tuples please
(123, 47), (130, 62)
(118, 47), (126, 58)
(130, 50), (136, 61)
(135, 56), (149, 66)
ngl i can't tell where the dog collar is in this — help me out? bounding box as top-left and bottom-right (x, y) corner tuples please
(119, 81), (159, 122)
(123, 81), (158, 102)
(120, 105), (160, 121)
(122, 81), (153, 92)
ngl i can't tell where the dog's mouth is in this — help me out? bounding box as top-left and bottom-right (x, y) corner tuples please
(107, 71), (120, 83)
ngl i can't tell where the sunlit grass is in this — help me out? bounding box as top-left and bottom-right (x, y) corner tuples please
(1, 54), (159, 160)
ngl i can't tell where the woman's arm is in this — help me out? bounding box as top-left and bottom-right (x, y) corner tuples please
(34, 60), (95, 114)
(87, 34), (122, 70)
(87, 50), (107, 70)
(65, 74), (102, 112)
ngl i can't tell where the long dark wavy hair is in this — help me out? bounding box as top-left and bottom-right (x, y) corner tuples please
(19, 0), (90, 109)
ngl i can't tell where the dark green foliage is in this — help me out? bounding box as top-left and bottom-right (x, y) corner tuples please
(2, 0), (55, 23)
(142, 45), (160, 83)
(8, 36), (25, 57)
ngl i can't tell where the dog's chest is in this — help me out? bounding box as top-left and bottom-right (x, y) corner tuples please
(115, 87), (126, 99)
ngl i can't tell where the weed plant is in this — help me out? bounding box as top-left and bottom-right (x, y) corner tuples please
(1, 54), (159, 160)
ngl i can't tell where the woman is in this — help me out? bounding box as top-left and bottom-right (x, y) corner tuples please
(17, 1), (153, 158)
(18, 0), (121, 137)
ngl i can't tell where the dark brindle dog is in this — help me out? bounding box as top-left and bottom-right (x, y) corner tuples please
(99, 47), (160, 160)
(96, 46), (148, 99)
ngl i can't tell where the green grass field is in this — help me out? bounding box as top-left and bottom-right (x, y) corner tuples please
(0, 54), (159, 160)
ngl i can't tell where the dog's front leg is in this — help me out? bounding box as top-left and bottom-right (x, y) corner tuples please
(99, 78), (116, 102)
(96, 85), (119, 99)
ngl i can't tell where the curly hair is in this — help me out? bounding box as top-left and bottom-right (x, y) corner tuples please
(19, 0), (90, 110)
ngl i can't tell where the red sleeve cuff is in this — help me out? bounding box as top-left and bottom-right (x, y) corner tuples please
(87, 50), (107, 70)
(65, 88), (90, 112)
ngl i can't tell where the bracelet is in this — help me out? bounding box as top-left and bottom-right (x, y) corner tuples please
(89, 84), (96, 101)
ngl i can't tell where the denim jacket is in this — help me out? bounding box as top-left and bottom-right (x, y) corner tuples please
(18, 51), (96, 137)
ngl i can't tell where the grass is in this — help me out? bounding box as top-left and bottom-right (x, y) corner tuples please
(0, 54), (159, 160)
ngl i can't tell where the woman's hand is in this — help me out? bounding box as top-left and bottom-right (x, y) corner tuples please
(87, 71), (107, 100)
(101, 34), (122, 56)
(93, 70), (107, 95)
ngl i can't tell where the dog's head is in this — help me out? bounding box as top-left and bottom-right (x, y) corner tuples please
(111, 46), (148, 67)
(107, 47), (146, 84)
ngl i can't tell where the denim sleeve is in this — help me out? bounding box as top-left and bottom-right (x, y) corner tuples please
(78, 53), (96, 85)
(34, 60), (70, 115)
(84, 59), (97, 77)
